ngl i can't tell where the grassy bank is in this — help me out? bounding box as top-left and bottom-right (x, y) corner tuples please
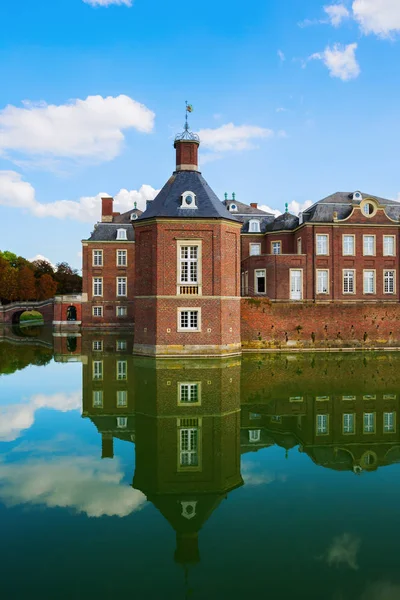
(19, 310), (44, 325)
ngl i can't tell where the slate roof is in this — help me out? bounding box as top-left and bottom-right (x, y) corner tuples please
(303, 191), (400, 223)
(138, 170), (239, 222)
(222, 199), (274, 216)
(113, 207), (143, 223)
(86, 223), (135, 242)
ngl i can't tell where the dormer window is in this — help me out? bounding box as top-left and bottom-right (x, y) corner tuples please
(130, 213), (138, 221)
(229, 203), (238, 212)
(249, 219), (261, 233)
(181, 191), (197, 209)
(361, 199), (377, 218)
(353, 191), (362, 201)
(117, 228), (127, 240)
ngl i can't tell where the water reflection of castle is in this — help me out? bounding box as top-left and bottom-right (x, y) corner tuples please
(75, 335), (400, 562)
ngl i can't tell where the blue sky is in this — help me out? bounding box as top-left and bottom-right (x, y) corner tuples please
(1, 0), (400, 269)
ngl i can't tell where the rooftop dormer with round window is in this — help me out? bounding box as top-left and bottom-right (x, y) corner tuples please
(180, 191), (197, 209)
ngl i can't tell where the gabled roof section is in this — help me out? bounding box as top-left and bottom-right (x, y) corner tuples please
(113, 207), (143, 223)
(138, 170), (239, 222)
(85, 223), (135, 242)
(222, 199), (274, 216)
(303, 191), (400, 223)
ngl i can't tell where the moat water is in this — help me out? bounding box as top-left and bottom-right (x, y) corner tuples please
(1, 327), (400, 599)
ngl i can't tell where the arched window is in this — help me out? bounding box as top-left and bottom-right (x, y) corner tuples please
(249, 219), (261, 233)
(117, 228), (127, 240)
(67, 306), (77, 321)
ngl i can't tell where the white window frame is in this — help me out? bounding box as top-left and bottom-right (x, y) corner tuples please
(92, 250), (103, 267)
(117, 277), (127, 297)
(93, 277), (103, 297)
(363, 235), (376, 256)
(117, 416), (128, 429)
(290, 269), (303, 300)
(250, 243), (261, 256)
(316, 414), (329, 435)
(343, 413), (355, 434)
(316, 234), (329, 256)
(271, 241), (282, 255)
(117, 390), (128, 407)
(177, 240), (202, 294)
(245, 271), (249, 295)
(343, 269), (356, 294)
(117, 360), (127, 380)
(116, 339), (127, 351)
(179, 427), (200, 467)
(384, 270), (395, 294)
(255, 269), (266, 295)
(383, 411), (396, 433)
(177, 308), (201, 332)
(342, 235), (355, 256)
(178, 382), (201, 406)
(383, 235), (396, 257)
(92, 340), (103, 351)
(116, 249), (127, 267)
(316, 269), (329, 295)
(92, 306), (103, 317)
(249, 219), (261, 233)
(249, 429), (261, 442)
(363, 412), (376, 433)
(92, 360), (103, 380)
(116, 306), (128, 317)
(92, 390), (103, 408)
(116, 228), (127, 240)
(181, 191), (197, 209)
(363, 270), (376, 295)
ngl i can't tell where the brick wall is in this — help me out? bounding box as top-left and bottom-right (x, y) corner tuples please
(241, 298), (400, 348)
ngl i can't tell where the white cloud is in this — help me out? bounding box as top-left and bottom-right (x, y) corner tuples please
(324, 4), (350, 26)
(352, 0), (400, 37)
(310, 43), (360, 81)
(0, 455), (146, 517)
(198, 123), (274, 153)
(278, 49), (286, 62)
(28, 254), (55, 267)
(276, 107), (288, 113)
(0, 95), (154, 166)
(0, 391), (81, 442)
(259, 199), (312, 217)
(84, 0), (132, 5)
(242, 462), (287, 486)
(323, 533), (360, 570)
(0, 171), (158, 222)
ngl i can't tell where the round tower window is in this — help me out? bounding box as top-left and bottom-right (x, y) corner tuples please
(186, 195), (193, 205)
(230, 203), (237, 211)
(363, 202), (375, 217)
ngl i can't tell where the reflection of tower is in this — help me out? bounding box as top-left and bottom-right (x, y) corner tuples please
(132, 357), (243, 567)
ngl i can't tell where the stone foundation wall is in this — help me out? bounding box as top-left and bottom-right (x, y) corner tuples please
(241, 298), (400, 349)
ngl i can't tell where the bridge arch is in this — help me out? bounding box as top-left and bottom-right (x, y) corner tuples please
(0, 300), (55, 325)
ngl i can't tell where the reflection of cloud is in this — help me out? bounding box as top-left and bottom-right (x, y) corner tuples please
(323, 533), (360, 570)
(242, 462), (287, 486)
(0, 391), (81, 442)
(0, 455), (146, 517)
(361, 581), (400, 600)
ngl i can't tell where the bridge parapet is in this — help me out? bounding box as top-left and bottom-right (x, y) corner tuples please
(0, 299), (55, 324)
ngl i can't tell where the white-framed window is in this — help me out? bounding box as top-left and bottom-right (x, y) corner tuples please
(342, 395), (356, 401)
(316, 414), (329, 435)
(93, 360), (103, 380)
(116, 228), (127, 240)
(180, 428), (199, 466)
(383, 235), (395, 256)
(180, 245), (199, 284)
(384, 412), (396, 433)
(245, 271), (249, 295)
(384, 270), (395, 294)
(316, 234), (328, 255)
(93, 250), (103, 266)
(290, 269), (303, 300)
(384, 394), (397, 400)
(181, 191), (197, 209)
(316, 396), (329, 402)
(249, 219), (260, 233)
(93, 277), (103, 296)
(117, 390), (128, 407)
(117, 360), (127, 380)
(117, 417), (128, 429)
(179, 383), (200, 404)
(116, 339), (127, 351)
(117, 249), (127, 266)
(316, 269), (329, 294)
(271, 416), (282, 423)
(363, 270), (375, 294)
(343, 270), (355, 294)
(250, 412), (262, 420)
(290, 396), (304, 403)
(249, 429), (261, 442)
(250, 243), (261, 256)
(363, 394), (376, 401)
(92, 340), (103, 351)
(93, 306), (103, 317)
(117, 277), (127, 297)
(343, 413), (355, 434)
(178, 308), (201, 331)
(363, 412), (375, 433)
(343, 235), (355, 256)
(255, 269), (266, 294)
(297, 238), (302, 255)
(272, 241), (281, 255)
(363, 235), (375, 256)
(362, 201), (376, 217)
(92, 390), (103, 407)
(116, 306), (128, 317)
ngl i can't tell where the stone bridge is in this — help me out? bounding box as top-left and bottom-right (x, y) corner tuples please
(0, 299), (55, 324)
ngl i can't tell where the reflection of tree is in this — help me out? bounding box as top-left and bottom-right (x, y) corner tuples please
(0, 341), (53, 376)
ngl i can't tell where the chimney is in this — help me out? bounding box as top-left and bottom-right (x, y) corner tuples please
(174, 139), (200, 172)
(101, 433), (114, 459)
(101, 195), (114, 223)
(250, 203), (258, 209)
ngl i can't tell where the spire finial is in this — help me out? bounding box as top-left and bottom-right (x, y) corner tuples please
(224, 193), (228, 200)
(174, 102), (199, 143)
(232, 192), (236, 200)
(134, 201), (137, 209)
(285, 202), (288, 213)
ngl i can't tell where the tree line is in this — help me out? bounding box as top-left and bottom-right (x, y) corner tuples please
(0, 251), (82, 304)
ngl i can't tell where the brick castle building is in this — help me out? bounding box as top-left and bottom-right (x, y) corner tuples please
(78, 117), (400, 354)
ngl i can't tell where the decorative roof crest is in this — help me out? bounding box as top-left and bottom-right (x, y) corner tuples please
(174, 101), (200, 143)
